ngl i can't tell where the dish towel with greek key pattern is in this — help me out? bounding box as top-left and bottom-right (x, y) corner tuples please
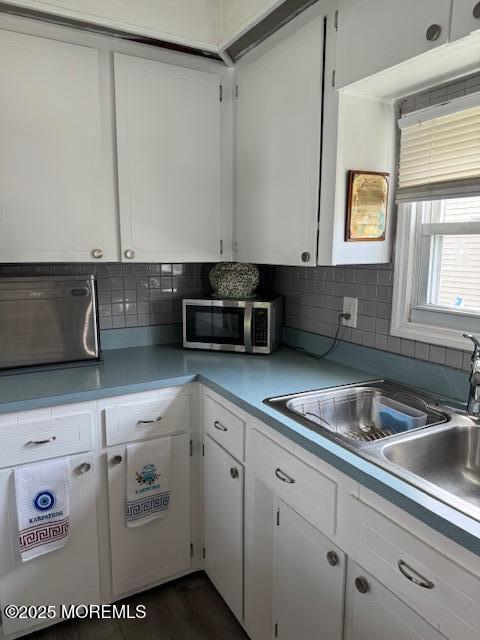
(126, 437), (171, 527)
(14, 458), (70, 562)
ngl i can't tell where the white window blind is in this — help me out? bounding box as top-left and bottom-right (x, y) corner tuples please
(397, 95), (480, 203)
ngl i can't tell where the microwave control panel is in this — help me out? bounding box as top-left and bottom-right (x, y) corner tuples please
(253, 308), (268, 347)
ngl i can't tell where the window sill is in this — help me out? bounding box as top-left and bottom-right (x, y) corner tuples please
(390, 318), (473, 351)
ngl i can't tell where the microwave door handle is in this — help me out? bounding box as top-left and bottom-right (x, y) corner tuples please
(244, 302), (253, 353)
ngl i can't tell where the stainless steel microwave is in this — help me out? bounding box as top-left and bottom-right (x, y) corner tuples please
(182, 297), (282, 354)
(0, 276), (100, 370)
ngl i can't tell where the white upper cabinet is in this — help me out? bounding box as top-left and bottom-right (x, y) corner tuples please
(114, 53), (224, 263)
(234, 10), (323, 266)
(335, 0), (452, 88)
(0, 29), (113, 262)
(451, 0), (480, 40)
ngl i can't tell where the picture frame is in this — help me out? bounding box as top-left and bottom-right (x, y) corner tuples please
(345, 170), (390, 242)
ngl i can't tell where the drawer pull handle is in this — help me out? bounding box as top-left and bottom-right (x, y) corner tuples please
(398, 560), (434, 589)
(78, 462), (91, 474)
(111, 455), (123, 465)
(26, 436), (57, 446)
(230, 467), (239, 479)
(275, 467), (295, 484)
(327, 551), (339, 567)
(136, 416), (162, 427)
(213, 421), (228, 432)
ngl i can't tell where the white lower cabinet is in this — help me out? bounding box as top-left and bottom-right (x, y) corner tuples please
(244, 466), (345, 640)
(204, 435), (244, 621)
(274, 500), (345, 640)
(345, 565), (446, 640)
(0, 454), (100, 637)
(107, 433), (191, 598)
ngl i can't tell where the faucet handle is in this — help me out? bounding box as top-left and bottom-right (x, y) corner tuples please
(463, 334), (480, 359)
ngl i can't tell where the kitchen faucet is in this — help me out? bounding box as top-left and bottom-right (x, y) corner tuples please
(463, 334), (480, 416)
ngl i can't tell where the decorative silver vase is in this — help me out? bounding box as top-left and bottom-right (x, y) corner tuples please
(209, 262), (260, 299)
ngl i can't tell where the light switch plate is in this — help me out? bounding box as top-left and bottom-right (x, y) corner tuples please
(343, 297), (358, 328)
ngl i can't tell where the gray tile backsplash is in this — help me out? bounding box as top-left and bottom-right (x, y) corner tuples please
(270, 264), (471, 373)
(0, 262), (211, 330)
(399, 70), (480, 116)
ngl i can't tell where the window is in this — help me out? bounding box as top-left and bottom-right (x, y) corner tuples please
(391, 94), (480, 350)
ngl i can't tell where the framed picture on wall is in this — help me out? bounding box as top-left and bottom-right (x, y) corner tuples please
(345, 170), (389, 242)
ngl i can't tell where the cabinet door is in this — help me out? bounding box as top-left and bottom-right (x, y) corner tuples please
(107, 433), (191, 597)
(244, 471), (276, 640)
(204, 435), (243, 620)
(0, 29), (113, 262)
(451, 0), (480, 40)
(0, 454), (99, 637)
(335, 0), (451, 88)
(235, 14), (323, 266)
(345, 566), (446, 640)
(114, 53), (222, 263)
(274, 500), (345, 640)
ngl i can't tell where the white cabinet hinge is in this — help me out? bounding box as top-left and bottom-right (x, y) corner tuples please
(234, 84), (239, 99)
(334, 9), (339, 30)
(219, 84), (223, 102)
(202, 443), (205, 457)
(331, 69), (336, 88)
(276, 508), (280, 526)
(190, 543), (194, 559)
(220, 238), (224, 255)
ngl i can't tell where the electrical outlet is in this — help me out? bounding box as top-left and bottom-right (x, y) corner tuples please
(343, 297), (358, 328)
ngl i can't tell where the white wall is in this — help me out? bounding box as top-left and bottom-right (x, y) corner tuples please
(7, 0), (220, 50)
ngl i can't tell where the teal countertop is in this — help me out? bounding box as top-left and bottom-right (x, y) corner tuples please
(1, 344), (479, 554)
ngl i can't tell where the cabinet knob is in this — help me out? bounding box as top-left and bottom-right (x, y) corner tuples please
(111, 455), (123, 465)
(327, 550), (339, 567)
(91, 248), (104, 259)
(78, 462), (91, 474)
(124, 249), (135, 260)
(425, 24), (442, 41)
(474, 1), (480, 19)
(301, 251), (311, 263)
(355, 577), (370, 594)
(230, 467), (239, 479)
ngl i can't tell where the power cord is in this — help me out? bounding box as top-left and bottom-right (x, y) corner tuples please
(291, 312), (351, 361)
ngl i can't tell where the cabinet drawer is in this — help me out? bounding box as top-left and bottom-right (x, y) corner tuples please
(251, 428), (337, 536)
(0, 413), (94, 467)
(352, 498), (480, 640)
(104, 390), (190, 446)
(204, 393), (245, 461)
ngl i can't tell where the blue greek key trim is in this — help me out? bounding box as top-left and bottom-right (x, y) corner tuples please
(126, 491), (170, 521)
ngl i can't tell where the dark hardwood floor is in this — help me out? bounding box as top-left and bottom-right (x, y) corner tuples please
(31, 573), (249, 640)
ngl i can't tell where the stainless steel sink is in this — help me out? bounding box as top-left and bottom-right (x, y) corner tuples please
(366, 420), (480, 517)
(265, 380), (448, 447)
(265, 380), (480, 521)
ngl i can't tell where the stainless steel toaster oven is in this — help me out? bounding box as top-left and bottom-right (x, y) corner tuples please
(0, 276), (100, 370)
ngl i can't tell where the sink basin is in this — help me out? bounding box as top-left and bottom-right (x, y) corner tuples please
(369, 423), (480, 515)
(265, 380), (448, 447)
(265, 379), (480, 521)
